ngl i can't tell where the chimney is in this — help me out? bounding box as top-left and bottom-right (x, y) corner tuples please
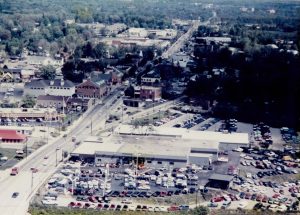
(60, 79), (64, 86)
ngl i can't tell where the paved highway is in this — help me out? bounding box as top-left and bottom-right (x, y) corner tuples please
(161, 11), (216, 59)
(0, 88), (123, 215)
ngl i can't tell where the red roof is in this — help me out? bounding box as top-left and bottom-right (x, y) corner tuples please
(0, 130), (27, 140)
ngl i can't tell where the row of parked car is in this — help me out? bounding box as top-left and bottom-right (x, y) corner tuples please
(153, 113), (181, 127)
(280, 127), (299, 144)
(173, 114), (206, 129)
(68, 201), (189, 212)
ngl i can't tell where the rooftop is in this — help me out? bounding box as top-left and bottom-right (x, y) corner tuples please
(117, 125), (249, 144)
(0, 108), (57, 114)
(71, 132), (219, 159)
(37, 95), (65, 101)
(25, 79), (74, 88)
(0, 129), (27, 140)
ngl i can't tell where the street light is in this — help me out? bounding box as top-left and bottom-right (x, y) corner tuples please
(30, 167), (38, 191)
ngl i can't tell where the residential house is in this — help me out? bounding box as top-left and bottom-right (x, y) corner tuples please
(24, 79), (75, 97)
(0, 71), (14, 82)
(141, 70), (161, 86)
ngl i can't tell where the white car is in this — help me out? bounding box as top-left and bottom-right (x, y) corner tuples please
(233, 147), (243, 152)
(42, 200), (57, 205)
(237, 201), (247, 209)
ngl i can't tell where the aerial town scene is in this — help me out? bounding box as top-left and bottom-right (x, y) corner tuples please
(0, 0), (299, 215)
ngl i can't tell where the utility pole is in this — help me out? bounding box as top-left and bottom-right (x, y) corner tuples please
(90, 117), (93, 135)
(55, 148), (60, 166)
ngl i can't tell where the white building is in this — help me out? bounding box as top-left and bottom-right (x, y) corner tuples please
(128, 28), (148, 38)
(24, 79), (75, 97)
(70, 125), (249, 168)
(26, 55), (64, 67)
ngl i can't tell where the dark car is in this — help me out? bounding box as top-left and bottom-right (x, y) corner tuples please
(239, 192), (245, 199)
(167, 191), (174, 196)
(251, 193), (257, 201)
(174, 190), (181, 195)
(12, 192), (19, 198)
(189, 187), (196, 194)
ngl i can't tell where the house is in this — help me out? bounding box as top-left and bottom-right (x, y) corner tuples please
(36, 95), (67, 111)
(0, 71), (14, 82)
(24, 79), (75, 97)
(90, 67), (123, 86)
(0, 129), (27, 143)
(141, 70), (161, 86)
(75, 79), (108, 99)
(20, 70), (35, 82)
(104, 23), (127, 36)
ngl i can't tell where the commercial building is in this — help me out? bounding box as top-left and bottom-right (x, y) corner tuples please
(71, 134), (218, 168)
(36, 95), (67, 110)
(24, 79), (75, 97)
(140, 86), (162, 101)
(0, 126), (34, 135)
(117, 125), (249, 150)
(0, 108), (59, 121)
(208, 173), (234, 189)
(0, 129), (27, 143)
(70, 125), (249, 168)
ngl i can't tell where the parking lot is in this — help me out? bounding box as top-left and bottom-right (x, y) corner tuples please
(34, 138), (300, 213)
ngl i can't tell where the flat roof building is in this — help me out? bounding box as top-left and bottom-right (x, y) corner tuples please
(208, 173), (234, 189)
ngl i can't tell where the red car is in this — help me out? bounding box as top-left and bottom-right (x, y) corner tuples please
(68, 202), (76, 207)
(168, 205), (180, 211)
(110, 204), (116, 210)
(89, 196), (97, 203)
(97, 204), (103, 209)
(245, 193), (251, 199)
(256, 194), (263, 202)
(211, 196), (224, 202)
(160, 191), (167, 197)
(262, 195), (268, 203)
(273, 193), (280, 198)
(75, 202), (82, 208)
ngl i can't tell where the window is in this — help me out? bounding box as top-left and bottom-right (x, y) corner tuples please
(157, 161), (162, 164)
(147, 160), (152, 164)
(169, 162), (174, 165)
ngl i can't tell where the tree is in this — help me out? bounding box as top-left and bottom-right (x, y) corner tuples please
(124, 85), (135, 98)
(40, 65), (56, 80)
(22, 95), (36, 108)
(93, 43), (106, 59)
(190, 206), (209, 215)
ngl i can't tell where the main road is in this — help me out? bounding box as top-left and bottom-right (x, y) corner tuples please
(0, 88), (123, 215)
